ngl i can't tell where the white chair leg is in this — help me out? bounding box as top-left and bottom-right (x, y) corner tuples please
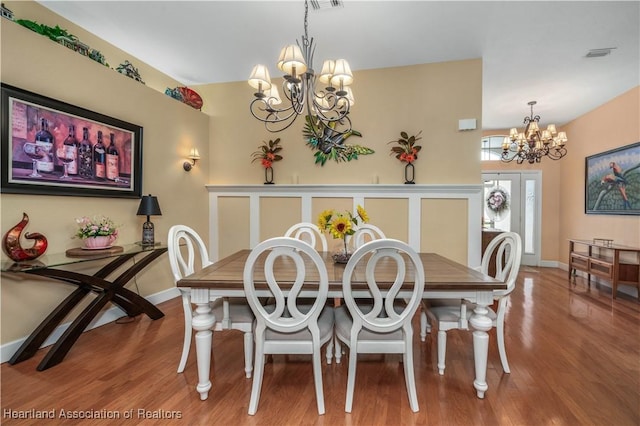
(244, 331), (254, 378)
(177, 296), (192, 373)
(437, 329), (447, 375)
(345, 346), (358, 413)
(496, 309), (510, 373)
(334, 336), (342, 364)
(420, 310), (429, 341)
(248, 343), (265, 416)
(312, 349), (326, 415)
(326, 337), (334, 364)
(403, 339), (419, 412)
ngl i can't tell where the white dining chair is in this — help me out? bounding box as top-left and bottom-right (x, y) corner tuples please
(284, 222), (328, 252)
(167, 225), (254, 377)
(243, 237), (335, 415)
(334, 239), (425, 413)
(421, 231), (522, 374)
(347, 223), (386, 251)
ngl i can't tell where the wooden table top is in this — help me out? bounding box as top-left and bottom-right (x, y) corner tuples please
(178, 250), (504, 292)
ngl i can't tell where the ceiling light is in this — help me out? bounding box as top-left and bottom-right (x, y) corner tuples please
(501, 101), (568, 164)
(248, 0), (353, 139)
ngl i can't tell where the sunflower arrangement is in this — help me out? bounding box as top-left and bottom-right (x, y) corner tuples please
(251, 138), (283, 169)
(317, 205), (369, 260)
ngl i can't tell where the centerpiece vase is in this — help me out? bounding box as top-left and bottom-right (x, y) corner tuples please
(83, 235), (116, 249)
(264, 167), (274, 185)
(331, 238), (352, 264)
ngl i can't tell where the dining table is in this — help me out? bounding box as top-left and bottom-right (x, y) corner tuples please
(177, 249), (505, 401)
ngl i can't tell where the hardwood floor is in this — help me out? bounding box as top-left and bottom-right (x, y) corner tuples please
(2, 267), (639, 425)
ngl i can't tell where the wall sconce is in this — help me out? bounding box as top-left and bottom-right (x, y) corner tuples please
(183, 148), (200, 171)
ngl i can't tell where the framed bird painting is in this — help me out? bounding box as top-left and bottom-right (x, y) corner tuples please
(585, 141), (640, 215)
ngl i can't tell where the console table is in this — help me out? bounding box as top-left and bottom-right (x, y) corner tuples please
(568, 239), (640, 300)
(1, 244), (167, 370)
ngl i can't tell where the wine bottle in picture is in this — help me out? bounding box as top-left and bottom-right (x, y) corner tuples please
(106, 132), (119, 181)
(35, 118), (54, 173)
(78, 127), (93, 179)
(93, 130), (106, 180)
(62, 124), (79, 175)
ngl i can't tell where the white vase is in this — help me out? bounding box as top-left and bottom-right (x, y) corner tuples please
(83, 235), (116, 249)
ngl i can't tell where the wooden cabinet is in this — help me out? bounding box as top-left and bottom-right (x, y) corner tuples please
(568, 239), (640, 300)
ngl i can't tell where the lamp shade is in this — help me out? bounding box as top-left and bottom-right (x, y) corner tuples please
(248, 64), (272, 91)
(188, 148), (201, 161)
(137, 194), (162, 216)
(265, 86), (282, 106)
(330, 59), (353, 86)
(318, 59), (335, 85)
(278, 44), (307, 76)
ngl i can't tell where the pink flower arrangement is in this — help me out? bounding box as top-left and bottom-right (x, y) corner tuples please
(74, 215), (119, 239)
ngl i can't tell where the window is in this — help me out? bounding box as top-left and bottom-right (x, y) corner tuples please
(481, 135), (507, 161)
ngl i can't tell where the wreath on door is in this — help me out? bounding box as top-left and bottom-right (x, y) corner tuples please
(485, 186), (510, 220)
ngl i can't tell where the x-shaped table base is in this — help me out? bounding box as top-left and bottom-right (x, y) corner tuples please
(8, 248), (167, 371)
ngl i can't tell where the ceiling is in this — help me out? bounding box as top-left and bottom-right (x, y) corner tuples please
(38, 1), (639, 130)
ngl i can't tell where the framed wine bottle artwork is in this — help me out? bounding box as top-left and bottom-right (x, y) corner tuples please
(1, 83), (143, 198)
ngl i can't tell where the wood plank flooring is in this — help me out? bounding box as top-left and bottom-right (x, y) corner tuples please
(1, 267), (639, 425)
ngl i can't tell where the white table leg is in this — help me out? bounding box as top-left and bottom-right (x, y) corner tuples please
(191, 289), (216, 401)
(468, 293), (493, 399)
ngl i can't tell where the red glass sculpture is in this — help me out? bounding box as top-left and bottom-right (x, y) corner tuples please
(2, 213), (48, 261)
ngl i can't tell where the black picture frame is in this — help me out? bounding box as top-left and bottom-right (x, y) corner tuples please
(585, 141), (640, 215)
(1, 83), (143, 198)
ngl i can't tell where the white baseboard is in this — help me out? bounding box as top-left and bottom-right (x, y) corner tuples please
(0, 287), (180, 364)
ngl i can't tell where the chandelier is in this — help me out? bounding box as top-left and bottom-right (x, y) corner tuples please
(501, 101), (568, 164)
(247, 0), (354, 138)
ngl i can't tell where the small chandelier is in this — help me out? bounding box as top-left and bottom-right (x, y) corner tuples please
(247, 0), (354, 138)
(501, 101), (568, 164)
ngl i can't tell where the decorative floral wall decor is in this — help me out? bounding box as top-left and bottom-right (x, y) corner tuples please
(388, 131), (422, 164)
(303, 115), (374, 166)
(251, 138), (283, 169)
(388, 130), (422, 183)
(251, 138), (283, 184)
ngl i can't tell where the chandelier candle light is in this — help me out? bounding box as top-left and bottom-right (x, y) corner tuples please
(501, 101), (568, 164)
(248, 0), (354, 139)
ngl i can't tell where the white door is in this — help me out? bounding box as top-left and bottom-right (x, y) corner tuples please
(481, 171), (542, 266)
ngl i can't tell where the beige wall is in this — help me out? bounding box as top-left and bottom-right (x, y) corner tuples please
(1, 3), (210, 344)
(199, 59), (483, 185)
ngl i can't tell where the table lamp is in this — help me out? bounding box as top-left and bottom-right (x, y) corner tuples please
(136, 194), (162, 245)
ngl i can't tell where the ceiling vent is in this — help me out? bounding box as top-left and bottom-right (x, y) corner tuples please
(310, 0), (343, 11)
(586, 47), (616, 58)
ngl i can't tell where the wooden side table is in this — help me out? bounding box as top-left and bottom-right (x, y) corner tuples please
(1, 244), (167, 370)
(568, 239), (640, 300)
